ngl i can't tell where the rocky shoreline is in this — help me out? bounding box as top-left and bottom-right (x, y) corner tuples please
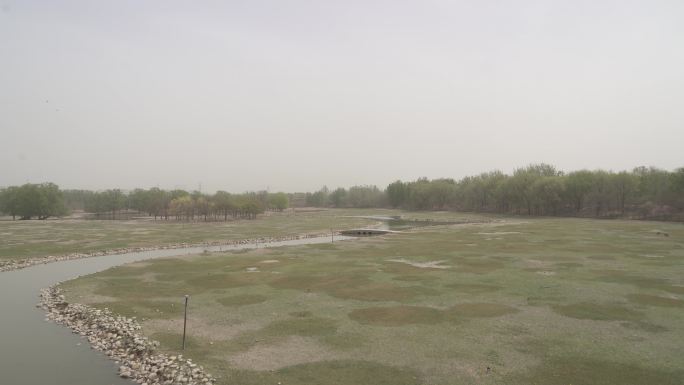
(40, 286), (217, 385)
(10, 230), (356, 384)
(0, 232), (333, 273)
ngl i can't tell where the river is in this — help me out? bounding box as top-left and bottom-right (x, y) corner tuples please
(0, 235), (351, 385)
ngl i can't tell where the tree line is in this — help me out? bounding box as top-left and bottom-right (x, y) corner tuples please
(72, 189), (290, 220)
(0, 183), (68, 220)
(306, 164), (684, 220)
(2, 164), (683, 221)
(0, 185), (289, 221)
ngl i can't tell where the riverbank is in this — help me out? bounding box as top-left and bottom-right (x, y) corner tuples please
(0, 231), (335, 273)
(57, 217), (684, 385)
(40, 286), (216, 385)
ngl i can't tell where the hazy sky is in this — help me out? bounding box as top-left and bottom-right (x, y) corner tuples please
(1, 1), (683, 192)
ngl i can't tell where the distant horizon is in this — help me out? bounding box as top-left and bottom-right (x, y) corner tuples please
(2, 162), (680, 194)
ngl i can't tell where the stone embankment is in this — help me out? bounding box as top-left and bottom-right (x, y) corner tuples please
(40, 286), (216, 385)
(0, 232), (332, 273)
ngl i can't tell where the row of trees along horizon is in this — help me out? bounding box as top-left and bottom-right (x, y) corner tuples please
(1, 164), (683, 221)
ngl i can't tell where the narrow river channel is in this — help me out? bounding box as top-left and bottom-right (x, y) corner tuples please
(0, 235), (352, 385)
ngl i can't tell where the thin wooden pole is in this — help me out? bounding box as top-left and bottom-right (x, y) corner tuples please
(182, 295), (189, 350)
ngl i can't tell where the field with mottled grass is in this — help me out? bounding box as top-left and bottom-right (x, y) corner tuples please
(0, 209), (392, 260)
(60, 216), (684, 384)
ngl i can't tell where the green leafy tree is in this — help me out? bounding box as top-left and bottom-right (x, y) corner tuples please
(268, 192), (289, 211)
(530, 177), (564, 216)
(386, 181), (409, 208)
(306, 186), (329, 207)
(565, 170), (595, 214)
(4, 183), (68, 220)
(0, 186), (21, 220)
(611, 171), (638, 215)
(328, 188), (347, 208)
(213, 191), (234, 220)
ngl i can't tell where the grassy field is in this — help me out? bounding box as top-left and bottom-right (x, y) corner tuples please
(0, 209), (399, 260)
(59, 215), (684, 384)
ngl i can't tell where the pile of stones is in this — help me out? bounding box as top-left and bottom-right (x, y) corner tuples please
(39, 286), (216, 385)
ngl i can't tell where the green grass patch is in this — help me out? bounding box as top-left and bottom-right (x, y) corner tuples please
(262, 317), (338, 337)
(217, 294), (268, 307)
(274, 360), (421, 385)
(349, 306), (444, 326)
(446, 302), (519, 318)
(456, 259), (505, 274)
(0, 208), (381, 260)
(269, 273), (437, 301)
(505, 357), (684, 385)
(552, 302), (644, 321)
(445, 282), (501, 293)
(620, 321), (669, 333)
(57, 214), (684, 385)
(627, 294), (684, 307)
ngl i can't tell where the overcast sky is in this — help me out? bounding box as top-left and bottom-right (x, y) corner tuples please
(1, 1), (683, 192)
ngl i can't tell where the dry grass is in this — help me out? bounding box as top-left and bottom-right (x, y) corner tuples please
(58, 214), (684, 385)
(349, 306), (444, 326)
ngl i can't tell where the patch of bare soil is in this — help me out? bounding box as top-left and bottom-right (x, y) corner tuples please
(128, 261), (154, 268)
(143, 317), (264, 342)
(387, 258), (451, 269)
(476, 232), (522, 235)
(74, 293), (118, 304)
(228, 336), (345, 371)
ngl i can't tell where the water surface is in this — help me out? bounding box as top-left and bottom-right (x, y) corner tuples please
(0, 235), (350, 385)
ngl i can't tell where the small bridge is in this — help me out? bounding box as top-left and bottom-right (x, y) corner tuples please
(339, 228), (400, 236)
